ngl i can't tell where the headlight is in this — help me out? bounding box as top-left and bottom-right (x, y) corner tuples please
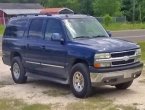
(95, 53), (111, 59)
(94, 53), (111, 68)
(136, 49), (141, 55)
(135, 49), (141, 62)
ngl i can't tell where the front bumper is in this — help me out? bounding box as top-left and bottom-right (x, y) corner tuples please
(90, 63), (143, 86)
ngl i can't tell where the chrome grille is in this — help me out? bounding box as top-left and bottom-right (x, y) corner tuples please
(111, 50), (137, 66)
(111, 50), (136, 58)
(112, 59), (135, 66)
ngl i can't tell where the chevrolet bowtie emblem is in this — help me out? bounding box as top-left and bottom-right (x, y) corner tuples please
(123, 56), (130, 61)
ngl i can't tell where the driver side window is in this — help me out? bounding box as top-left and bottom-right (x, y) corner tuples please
(45, 19), (63, 40)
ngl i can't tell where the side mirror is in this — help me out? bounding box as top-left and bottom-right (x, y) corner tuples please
(107, 31), (112, 37)
(51, 33), (64, 42)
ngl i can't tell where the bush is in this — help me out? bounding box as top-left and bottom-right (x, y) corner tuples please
(103, 15), (112, 26)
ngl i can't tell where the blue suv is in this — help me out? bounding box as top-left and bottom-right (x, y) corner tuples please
(2, 14), (143, 98)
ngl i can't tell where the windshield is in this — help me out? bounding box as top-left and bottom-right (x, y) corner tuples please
(63, 17), (109, 39)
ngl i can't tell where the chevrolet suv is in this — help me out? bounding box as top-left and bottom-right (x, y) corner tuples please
(2, 14), (143, 98)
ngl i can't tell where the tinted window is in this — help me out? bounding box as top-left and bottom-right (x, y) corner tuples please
(10, 19), (28, 27)
(4, 19), (28, 38)
(45, 19), (63, 40)
(28, 19), (44, 39)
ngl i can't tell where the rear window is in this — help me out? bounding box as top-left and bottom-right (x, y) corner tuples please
(4, 19), (28, 38)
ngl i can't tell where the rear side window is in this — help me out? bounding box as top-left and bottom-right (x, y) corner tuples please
(45, 19), (63, 40)
(4, 19), (28, 38)
(28, 19), (44, 39)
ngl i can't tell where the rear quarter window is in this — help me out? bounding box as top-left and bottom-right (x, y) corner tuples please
(4, 19), (28, 38)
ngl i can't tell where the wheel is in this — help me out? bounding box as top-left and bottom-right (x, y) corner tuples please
(115, 81), (133, 90)
(11, 57), (27, 84)
(70, 63), (92, 98)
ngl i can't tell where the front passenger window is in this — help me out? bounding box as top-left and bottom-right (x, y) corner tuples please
(45, 19), (63, 40)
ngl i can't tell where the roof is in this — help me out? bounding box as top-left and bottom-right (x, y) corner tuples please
(2, 9), (41, 15)
(40, 8), (74, 14)
(0, 3), (43, 9)
(14, 14), (92, 20)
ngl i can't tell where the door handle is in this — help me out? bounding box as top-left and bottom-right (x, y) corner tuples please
(27, 44), (30, 48)
(24, 44), (29, 49)
(42, 45), (46, 50)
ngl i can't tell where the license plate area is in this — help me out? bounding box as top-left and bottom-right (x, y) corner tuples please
(124, 72), (132, 78)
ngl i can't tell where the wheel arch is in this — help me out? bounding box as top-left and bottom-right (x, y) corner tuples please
(10, 51), (22, 63)
(72, 58), (89, 67)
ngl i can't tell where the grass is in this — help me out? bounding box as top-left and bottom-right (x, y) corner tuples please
(137, 42), (145, 61)
(104, 23), (145, 31)
(0, 97), (139, 110)
(66, 97), (138, 110)
(0, 99), (51, 110)
(0, 25), (4, 35)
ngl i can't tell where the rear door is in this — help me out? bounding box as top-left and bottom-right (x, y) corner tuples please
(24, 18), (46, 73)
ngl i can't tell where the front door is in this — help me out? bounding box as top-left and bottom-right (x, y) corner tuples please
(40, 18), (67, 79)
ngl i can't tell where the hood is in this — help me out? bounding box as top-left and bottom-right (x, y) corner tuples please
(71, 38), (139, 53)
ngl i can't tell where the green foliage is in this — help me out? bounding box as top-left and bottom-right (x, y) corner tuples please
(104, 14), (112, 26)
(0, 25), (5, 35)
(0, 99), (51, 110)
(121, 0), (145, 22)
(66, 97), (138, 110)
(0, 0), (121, 17)
(138, 42), (145, 61)
(93, 0), (122, 16)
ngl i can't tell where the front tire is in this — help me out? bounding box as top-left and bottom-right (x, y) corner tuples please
(11, 57), (27, 84)
(70, 63), (92, 98)
(115, 81), (133, 90)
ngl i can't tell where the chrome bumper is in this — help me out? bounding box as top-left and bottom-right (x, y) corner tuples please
(90, 66), (143, 86)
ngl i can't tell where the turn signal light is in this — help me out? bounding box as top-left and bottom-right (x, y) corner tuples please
(94, 63), (101, 68)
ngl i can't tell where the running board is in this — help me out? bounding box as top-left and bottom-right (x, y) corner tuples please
(26, 72), (69, 85)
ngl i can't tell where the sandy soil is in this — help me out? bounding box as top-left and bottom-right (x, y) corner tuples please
(0, 57), (145, 109)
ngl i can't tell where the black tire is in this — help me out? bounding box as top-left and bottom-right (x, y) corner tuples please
(11, 57), (27, 84)
(115, 81), (133, 90)
(70, 63), (92, 98)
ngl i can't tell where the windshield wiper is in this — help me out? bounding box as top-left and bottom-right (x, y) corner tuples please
(74, 36), (91, 39)
(92, 35), (108, 38)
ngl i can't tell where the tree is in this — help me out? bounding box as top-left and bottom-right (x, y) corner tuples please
(104, 14), (112, 26)
(93, 0), (122, 17)
(121, 0), (145, 22)
(78, 0), (93, 15)
(137, 0), (145, 22)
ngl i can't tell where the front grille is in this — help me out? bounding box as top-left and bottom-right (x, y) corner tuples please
(112, 59), (135, 66)
(111, 50), (135, 58)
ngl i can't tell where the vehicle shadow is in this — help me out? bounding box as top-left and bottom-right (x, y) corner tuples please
(27, 78), (136, 97)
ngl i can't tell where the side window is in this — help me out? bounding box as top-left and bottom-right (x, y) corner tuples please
(45, 19), (63, 40)
(4, 26), (17, 37)
(4, 19), (28, 38)
(28, 19), (44, 39)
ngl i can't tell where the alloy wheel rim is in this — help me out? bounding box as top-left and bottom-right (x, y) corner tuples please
(13, 63), (20, 79)
(73, 71), (84, 92)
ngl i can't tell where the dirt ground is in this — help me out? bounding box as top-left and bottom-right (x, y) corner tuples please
(0, 57), (145, 110)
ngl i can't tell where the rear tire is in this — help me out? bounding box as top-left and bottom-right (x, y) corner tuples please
(11, 57), (27, 84)
(70, 63), (92, 98)
(115, 81), (133, 90)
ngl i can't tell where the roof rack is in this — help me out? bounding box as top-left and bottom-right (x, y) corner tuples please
(16, 13), (52, 17)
